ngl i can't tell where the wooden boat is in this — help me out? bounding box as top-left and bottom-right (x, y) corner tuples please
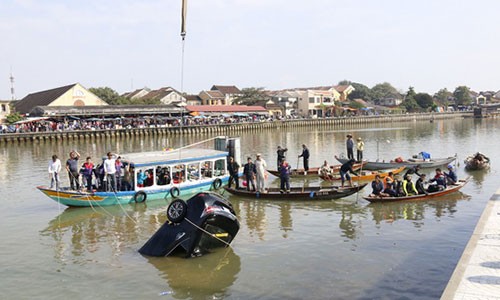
(38, 137), (240, 207)
(223, 183), (367, 200)
(266, 161), (366, 178)
(319, 166), (406, 182)
(335, 155), (456, 171)
(464, 153), (490, 170)
(363, 178), (470, 203)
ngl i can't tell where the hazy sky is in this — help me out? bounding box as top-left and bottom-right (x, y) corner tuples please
(1, 0), (499, 100)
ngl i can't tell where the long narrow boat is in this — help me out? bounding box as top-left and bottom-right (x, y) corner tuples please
(336, 156), (457, 171)
(38, 137), (240, 207)
(266, 161), (366, 178)
(319, 166), (406, 182)
(363, 178), (469, 203)
(223, 183), (367, 200)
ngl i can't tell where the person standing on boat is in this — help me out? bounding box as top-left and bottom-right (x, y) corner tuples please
(346, 134), (354, 160)
(255, 153), (268, 192)
(81, 157), (94, 192)
(115, 156), (123, 191)
(444, 164), (457, 185)
(298, 144), (310, 174)
(279, 160), (291, 193)
(103, 152), (117, 192)
(339, 158), (359, 187)
(66, 150), (80, 190)
(356, 137), (364, 162)
(276, 146), (288, 170)
(48, 154), (61, 190)
(227, 156), (240, 189)
(243, 157), (257, 191)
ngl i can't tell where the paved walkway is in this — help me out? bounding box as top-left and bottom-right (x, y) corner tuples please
(442, 188), (500, 299)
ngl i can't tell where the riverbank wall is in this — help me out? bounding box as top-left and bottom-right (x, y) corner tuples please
(0, 112), (469, 144)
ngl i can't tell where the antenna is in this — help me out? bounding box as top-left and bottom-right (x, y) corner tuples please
(9, 68), (16, 100)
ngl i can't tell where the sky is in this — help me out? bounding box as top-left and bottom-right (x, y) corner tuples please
(1, 0), (500, 100)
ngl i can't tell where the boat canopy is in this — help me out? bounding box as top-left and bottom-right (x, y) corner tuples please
(122, 148), (228, 167)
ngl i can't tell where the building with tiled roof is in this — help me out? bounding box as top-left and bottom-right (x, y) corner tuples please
(210, 85), (242, 105)
(185, 94), (202, 106)
(0, 99), (13, 124)
(140, 87), (185, 105)
(14, 83), (108, 115)
(185, 105), (268, 115)
(199, 90), (226, 105)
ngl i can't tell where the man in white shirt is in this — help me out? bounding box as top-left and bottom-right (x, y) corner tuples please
(103, 152), (117, 192)
(255, 153), (268, 192)
(48, 154), (62, 190)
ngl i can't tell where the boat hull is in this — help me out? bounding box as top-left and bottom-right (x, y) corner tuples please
(336, 156), (457, 170)
(363, 178), (469, 203)
(37, 176), (230, 207)
(319, 167), (405, 182)
(223, 183), (367, 200)
(266, 162), (366, 178)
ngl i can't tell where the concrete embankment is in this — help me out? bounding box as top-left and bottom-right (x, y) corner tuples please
(0, 112), (467, 144)
(441, 188), (500, 299)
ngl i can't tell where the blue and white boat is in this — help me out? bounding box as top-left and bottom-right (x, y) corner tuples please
(38, 137), (240, 207)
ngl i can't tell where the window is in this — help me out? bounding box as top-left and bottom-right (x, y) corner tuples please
(144, 168), (154, 187)
(308, 97), (315, 103)
(202, 161), (213, 178)
(1, 104), (6, 112)
(187, 163), (200, 180)
(156, 166), (171, 186)
(214, 159), (226, 176)
(172, 164), (185, 184)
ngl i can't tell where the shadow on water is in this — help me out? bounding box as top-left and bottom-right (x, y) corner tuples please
(145, 248), (241, 299)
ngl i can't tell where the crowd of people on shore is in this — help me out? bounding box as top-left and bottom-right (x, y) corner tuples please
(1, 114), (296, 134)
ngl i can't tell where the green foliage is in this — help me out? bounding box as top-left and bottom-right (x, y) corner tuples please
(5, 111), (23, 124)
(89, 87), (128, 105)
(414, 93), (434, 109)
(233, 87), (270, 105)
(348, 101), (365, 109)
(453, 86), (472, 106)
(434, 88), (452, 106)
(371, 82), (401, 100)
(401, 97), (419, 112)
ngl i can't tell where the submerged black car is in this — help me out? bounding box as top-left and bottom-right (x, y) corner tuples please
(139, 192), (239, 257)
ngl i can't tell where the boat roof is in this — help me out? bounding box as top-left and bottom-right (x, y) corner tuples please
(121, 148), (227, 167)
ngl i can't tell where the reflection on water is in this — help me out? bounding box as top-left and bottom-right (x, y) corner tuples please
(40, 201), (171, 264)
(368, 192), (471, 225)
(146, 248), (240, 299)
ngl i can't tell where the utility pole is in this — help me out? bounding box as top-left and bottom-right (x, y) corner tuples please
(9, 68), (16, 100)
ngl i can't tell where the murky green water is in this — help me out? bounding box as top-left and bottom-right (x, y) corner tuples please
(1, 118), (497, 299)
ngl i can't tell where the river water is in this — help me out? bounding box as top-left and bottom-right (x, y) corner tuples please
(1, 118), (498, 299)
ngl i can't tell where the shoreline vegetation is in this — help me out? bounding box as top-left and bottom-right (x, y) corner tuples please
(0, 111), (469, 144)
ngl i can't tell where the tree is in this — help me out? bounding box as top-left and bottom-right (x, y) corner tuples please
(414, 93), (434, 109)
(5, 111), (23, 124)
(89, 87), (129, 105)
(434, 88), (452, 106)
(371, 82), (401, 100)
(233, 87), (270, 105)
(453, 86), (472, 106)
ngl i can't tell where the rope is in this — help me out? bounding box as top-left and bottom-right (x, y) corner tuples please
(184, 217), (234, 248)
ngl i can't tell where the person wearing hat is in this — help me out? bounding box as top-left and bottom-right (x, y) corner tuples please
(356, 137), (365, 162)
(298, 144), (310, 174)
(255, 153), (268, 192)
(444, 164), (457, 185)
(276, 146), (288, 170)
(346, 135), (354, 160)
